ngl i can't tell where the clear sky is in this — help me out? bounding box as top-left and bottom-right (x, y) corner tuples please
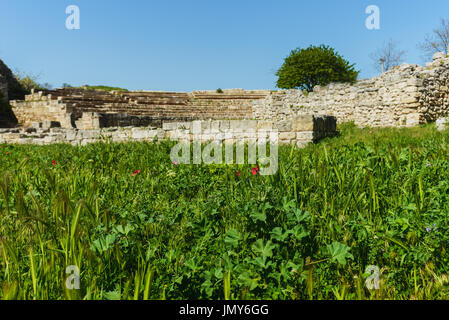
(1, 0), (448, 91)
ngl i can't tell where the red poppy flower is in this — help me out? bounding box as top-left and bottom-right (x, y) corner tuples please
(236, 171), (241, 177)
(5, 152), (9, 156)
(51, 160), (57, 165)
(252, 167), (258, 175)
(131, 169), (141, 177)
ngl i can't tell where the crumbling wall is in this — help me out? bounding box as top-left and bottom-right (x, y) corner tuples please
(253, 52), (449, 127)
(0, 116), (337, 147)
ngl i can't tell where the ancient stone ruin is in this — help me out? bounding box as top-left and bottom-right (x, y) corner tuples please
(0, 116), (337, 146)
(253, 52), (449, 127)
(10, 88), (268, 129)
(3, 51), (449, 146)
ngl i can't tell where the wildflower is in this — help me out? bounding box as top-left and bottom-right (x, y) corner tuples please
(173, 161), (178, 166)
(426, 163), (431, 167)
(51, 160), (57, 165)
(251, 166), (260, 176)
(131, 169), (141, 177)
(5, 152), (9, 156)
(426, 227), (431, 232)
(374, 235), (379, 240)
(236, 171), (241, 177)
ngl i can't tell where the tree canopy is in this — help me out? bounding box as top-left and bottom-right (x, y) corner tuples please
(276, 45), (359, 91)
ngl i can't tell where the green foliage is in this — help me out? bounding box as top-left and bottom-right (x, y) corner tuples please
(216, 88), (224, 93)
(77, 85), (128, 92)
(327, 242), (354, 266)
(1, 123), (449, 299)
(276, 45), (359, 91)
(13, 70), (50, 92)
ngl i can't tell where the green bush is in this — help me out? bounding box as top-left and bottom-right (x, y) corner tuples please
(78, 85), (128, 92)
(276, 45), (359, 91)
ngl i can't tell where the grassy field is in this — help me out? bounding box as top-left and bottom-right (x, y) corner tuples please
(1, 122), (449, 300)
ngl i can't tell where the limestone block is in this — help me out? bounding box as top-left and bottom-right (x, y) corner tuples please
(210, 121), (221, 133)
(147, 130), (159, 139)
(433, 52), (446, 61)
(162, 122), (177, 130)
(131, 128), (150, 140)
(279, 132), (296, 140)
(230, 120), (257, 132)
(405, 113), (421, 127)
(65, 130), (77, 141)
(201, 120), (212, 131)
(219, 120), (230, 132)
(257, 120), (273, 131)
(31, 122), (42, 129)
(275, 120), (292, 132)
(156, 128), (166, 140)
(2, 133), (20, 142)
(80, 130), (101, 139)
(436, 117), (449, 131)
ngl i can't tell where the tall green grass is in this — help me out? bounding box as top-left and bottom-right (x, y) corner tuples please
(1, 122), (449, 300)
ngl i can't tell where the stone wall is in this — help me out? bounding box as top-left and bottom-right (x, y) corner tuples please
(0, 116), (337, 147)
(253, 52), (449, 127)
(11, 53), (449, 130)
(11, 88), (269, 128)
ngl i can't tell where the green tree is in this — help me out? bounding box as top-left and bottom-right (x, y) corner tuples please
(276, 45), (359, 91)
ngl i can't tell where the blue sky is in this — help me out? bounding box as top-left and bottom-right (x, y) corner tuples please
(0, 0), (448, 91)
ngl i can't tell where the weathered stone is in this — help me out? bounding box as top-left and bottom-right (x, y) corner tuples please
(433, 52), (446, 61)
(131, 128), (150, 140)
(275, 120), (292, 132)
(279, 132), (296, 140)
(436, 117), (449, 131)
(257, 120), (273, 131)
(292, 115), (314, 131)
(0, 118), (338, 148)
(252, 59), (449, 127)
